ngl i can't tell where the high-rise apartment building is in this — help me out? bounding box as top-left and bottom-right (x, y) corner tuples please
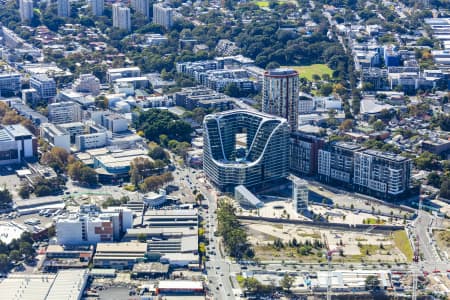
(354, 149), (412, 199)
(203, 110), (289, 191)
(89, 0), (104, 16)
(131, 0), (150, 20)
(262, 68), (299, 132)
(19, 0), (34, 22)
(48, 101), (82, 125)
(112, 3), (131, 32)
(152, 3), (173, 29)
(290, 132), (324, 176)
(57, 0), (70, 17)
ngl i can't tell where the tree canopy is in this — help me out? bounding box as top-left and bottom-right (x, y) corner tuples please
(134, 109), (193, 143)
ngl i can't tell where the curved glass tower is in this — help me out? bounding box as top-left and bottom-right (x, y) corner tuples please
(203, 110), (289, 191)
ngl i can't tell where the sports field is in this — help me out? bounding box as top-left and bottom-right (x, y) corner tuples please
(282, 64), (333, 81)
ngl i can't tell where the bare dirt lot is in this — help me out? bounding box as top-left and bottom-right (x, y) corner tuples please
(244, 221), (411, 263)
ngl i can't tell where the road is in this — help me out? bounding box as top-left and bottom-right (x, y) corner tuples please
(173, 161), (240, 299)
(413, 210), (450, 272)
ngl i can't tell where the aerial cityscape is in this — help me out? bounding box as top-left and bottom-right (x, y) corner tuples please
(0, 0), (448, 299)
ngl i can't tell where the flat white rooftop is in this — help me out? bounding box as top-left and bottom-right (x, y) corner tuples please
(0, 269), (87, 300)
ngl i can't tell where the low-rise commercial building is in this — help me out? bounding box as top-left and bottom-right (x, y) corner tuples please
(107, 67), (141, 83)
(93, 242), (147, 269)
(0, 269), (88, 300)
(40, 123), (71, 151)
(0, 124), (37, 165)
(234, 185), (264, 208)
(56, 204), (133, 245)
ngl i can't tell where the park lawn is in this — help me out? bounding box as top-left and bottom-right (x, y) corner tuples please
(393, 230), (413, 262)
(282, 64), (333, 81)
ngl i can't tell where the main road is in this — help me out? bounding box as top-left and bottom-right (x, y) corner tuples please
(174, 162), (239, 299)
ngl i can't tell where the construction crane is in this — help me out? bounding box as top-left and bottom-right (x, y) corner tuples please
(323, 234), (340, 300)
(412, 191), (424, 300)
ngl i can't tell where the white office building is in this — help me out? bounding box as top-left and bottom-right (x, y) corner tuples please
(57, 0), (70, 17)
(112, 3), (131, 32)
(48, 101), (82, 124)
(0, 73), (21, 96)
(19, 0), (34, 22)
(106, 67), (141, 83)
(89, 0), (104, 16)
(0, 124), (36, 165)
(75, 126), (109, 151)
(30, 74), (56, 99)
(73, 74), (101, 95)
(40, 123), (71, 152)
(131, 0), (150, 20)
(153, 3), (173, 29)
(56, 204), (133, 245)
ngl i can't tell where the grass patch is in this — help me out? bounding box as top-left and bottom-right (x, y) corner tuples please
(236, 275), (245, 287)
(393, 230), (413, 262)
(282, 64), (333, 81)
(254, 1), (269, 7)
(123, 184), (136, 192)
(365, 218), (386, 225)
(435, 229), (450, 252)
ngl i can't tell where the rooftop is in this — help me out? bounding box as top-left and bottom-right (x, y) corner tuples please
(96, 242), (147, 253)
(158, 280), (203, 290)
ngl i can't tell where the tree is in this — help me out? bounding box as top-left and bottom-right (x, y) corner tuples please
(427, 172), (441, 188)
(372, 120), (385, 131)
(149, 146), (168, 161)
(280, 273), (295, 292)
(9, 250), (21, 262)
(440, 179), (450, 200)
(18, 183), (32, 199)
(0, 254), (8, 272)
(415, 151), (439, 170)
(339, 119), (353, 131)
(68, 161), (98, 186)
(40, 147), (70, 173)
(137, 233), (147, 243)
(129, 157), (155, 186)
(0, 187), (12, 209)
(134, 109), (193, 143)
(365, 275), (380, 291)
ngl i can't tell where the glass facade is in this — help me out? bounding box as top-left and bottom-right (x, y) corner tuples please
(203, 110), (289, 191)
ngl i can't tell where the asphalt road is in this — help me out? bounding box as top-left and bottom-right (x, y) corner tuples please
(413, 211), (450, 272)
(174, 162), (239, 300)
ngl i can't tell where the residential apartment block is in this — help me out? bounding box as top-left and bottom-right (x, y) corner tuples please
(318, 142), (412, 200)
(203, 110), (289, 191)
(48, 101), (82, 124)
(262, 68), (299, 132)
(112, 3), (131, 32)
(153, 3), (173, 29)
